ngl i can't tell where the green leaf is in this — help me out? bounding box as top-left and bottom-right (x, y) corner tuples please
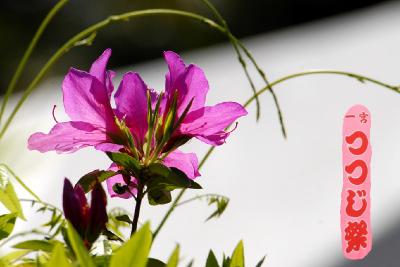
(147, 258), (166, 267)
(0, 168), (25, 220)
(46, 243), (72, 267)
(230, 241), (244, 267)
(206, 250), (220, 267)
(109, 223), (152, 267)
(147, 164), (202, 191)
(147, 189), (172, 205)
(115, 214), (132, 224)
(13, 240), (54, 252)
(107, 153), (141, 177)
(0, 250), (30, 265)
(77, 170), (116, 193)
(255, 256), (266, 267)
(166, 245), (180, 267)
(206, 197), (229, 221)
(66, 222), (95, 267)
(0, 213), (17, 240)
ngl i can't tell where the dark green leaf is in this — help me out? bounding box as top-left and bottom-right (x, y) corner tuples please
(77, 170), (116, 193)
(115, 214), (132, 224)
(186, 260), (194, 267)
(206, 250), (219, 267)
(107, 152), (141, 177)
(230, 241), (244, 267)
(148, 190), (172, 205)
(13, 240), (54, 252)
(0, 213), (17, 240)
(93, 255), (111, 267)
(102, 229), (123, 242)
(147, 258), (166, 267)
(109, 223), (152, 267)
(255, 256), (266, 267)
(146, 164), (202, 191)
(222, 255), (231, 267)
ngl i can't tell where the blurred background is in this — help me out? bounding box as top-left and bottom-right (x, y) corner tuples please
(1, 1), (400, 267)
(0, 0), (392, 93)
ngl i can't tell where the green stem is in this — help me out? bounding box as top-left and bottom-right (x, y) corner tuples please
(153, 69), (400, 239)
(199, 0), (287, 138)
(0, 9), (225, 140)
(0, 0), (69, 125)
(0, 164), (42, 203)
(176, 193), (228, 207)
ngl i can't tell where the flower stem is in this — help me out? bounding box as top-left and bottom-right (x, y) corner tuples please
(0, 0), (69, 126)
(131, 182), (144, 236)
(152, 69), (400, 240)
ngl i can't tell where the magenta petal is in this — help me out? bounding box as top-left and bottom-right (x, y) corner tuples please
(115, 72), (149, 142)
(179, 102), (248, 145)
(177, 64), (209, 115)
(94, 143), (123, 152)
(106, 164), (137, 199)
(163, 150), (200, 179)
(62, 68), (115, 129)
(89, 49), (111, 84)
(163, 52), (209, 116)
(28, 121), (108, 153)
(164, 51), (186, 93)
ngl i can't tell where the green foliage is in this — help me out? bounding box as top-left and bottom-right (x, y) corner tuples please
(77, 170), (116, 193)
(255, 256), (266, 267)
(107, 207), (130, 238)
(106, 152), (141, 177)
(230, 241), (244, 267)
(206, 196), (229, 221)
(0, 213), (17, 240)
(13, 240), (54, 252)
(206, 250), (219, 267)
(66, 222), (95, 267)
(46, 243), (72, 267)
(0, 167), (25, 220)
(165, 245), (180, 267)
(147, 258), (166, 267)
(109, 223), (152, 267)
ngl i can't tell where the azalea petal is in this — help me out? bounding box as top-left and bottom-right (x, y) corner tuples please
(177, 64), (209, 115)
(106, 164), (137, 199)
(28, 121), (109, 153)
(94, 143), (123, 152)
(163, 51), (209, 116)
(115, 72), (149, 143)
(163, 150), (200, 179)
(62, 68), (115, 130)
(89, 49), (111, 85)
(178, 102), (247, 145)
(164, 51), (186, 93)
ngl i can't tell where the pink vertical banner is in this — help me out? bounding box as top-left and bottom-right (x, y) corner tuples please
(341, 104), (372, 260)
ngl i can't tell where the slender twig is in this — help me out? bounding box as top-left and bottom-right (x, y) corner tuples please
(153, 69), (400, 239)
(19, 198), (62, 214)
(198, 0), (261, 121)
(176, 193), (228, 207)
(0, 9), (227, 140)
(0, 0), (69, 125)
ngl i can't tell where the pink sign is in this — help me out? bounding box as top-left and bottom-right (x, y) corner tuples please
(341, 105), (372, 260)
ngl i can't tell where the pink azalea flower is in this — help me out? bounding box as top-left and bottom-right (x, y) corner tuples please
(28, 50), (247, 199)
